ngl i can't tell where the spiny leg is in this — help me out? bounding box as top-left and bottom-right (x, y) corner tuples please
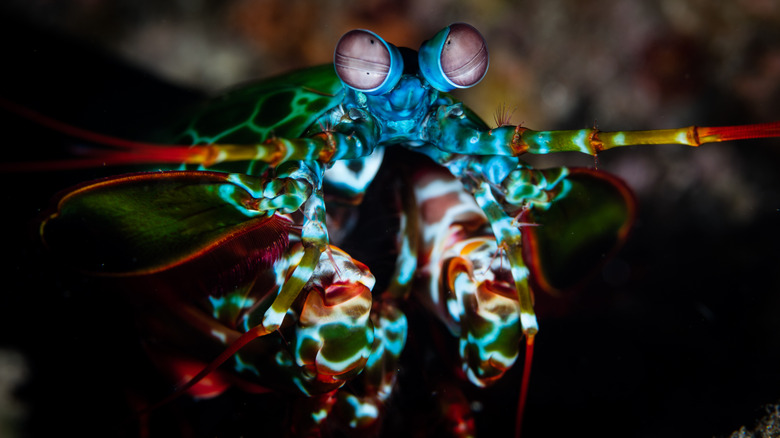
(140, 162), (332, 412)
(473, 182), (538, 338)
(426, 152), (539, 431)
(472, 181), (536, 438)
(262, 162), (329, 331)
(410, 159), (523, 389)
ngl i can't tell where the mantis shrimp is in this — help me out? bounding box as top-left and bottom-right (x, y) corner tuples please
(2, 18), (779, 438)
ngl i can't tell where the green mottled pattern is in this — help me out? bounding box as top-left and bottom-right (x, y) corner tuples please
(445, 238), (522, 387)
(291, 246), (375, 388)
(174, 65), (344, 145)
(502, 167), (569, 208)
(41, 171), (274, 274)
(362, 303), (407, 396)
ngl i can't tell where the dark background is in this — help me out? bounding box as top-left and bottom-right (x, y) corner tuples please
(1, 1), (779, 437)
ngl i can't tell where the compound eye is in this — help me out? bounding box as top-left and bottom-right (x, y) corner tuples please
(419, 23), (489, 91)
(441, 23), (488, 87)
(334, 29), (403, 95)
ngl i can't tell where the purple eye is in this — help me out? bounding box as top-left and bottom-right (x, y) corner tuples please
(334, 29), (403, 95)
(440, 23), (488, 88)
(418, 23), (489, 91)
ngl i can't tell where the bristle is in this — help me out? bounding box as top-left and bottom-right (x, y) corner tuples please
(493, 103), (516, 127)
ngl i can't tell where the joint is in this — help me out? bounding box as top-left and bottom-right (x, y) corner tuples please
(315, 132), (337, 163)
(243, 198), (261, 211)
(347, 107), (365, 121)
(588, 129), (605, 154)
(687, 125), (702, 147)
(192, 144), (221, 167)
(520, 312), (538, 334)
(263, 139), (288, 167)
(447, 104), (464, 118)
(261, 310), (285, 333)
(511, 125), (529, 156)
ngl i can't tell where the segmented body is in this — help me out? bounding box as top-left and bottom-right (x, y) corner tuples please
(3, 21), (780, 438)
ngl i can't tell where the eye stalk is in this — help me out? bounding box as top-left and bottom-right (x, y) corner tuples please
(418, 23), (489, 92)
(334, 29), (403, 95)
